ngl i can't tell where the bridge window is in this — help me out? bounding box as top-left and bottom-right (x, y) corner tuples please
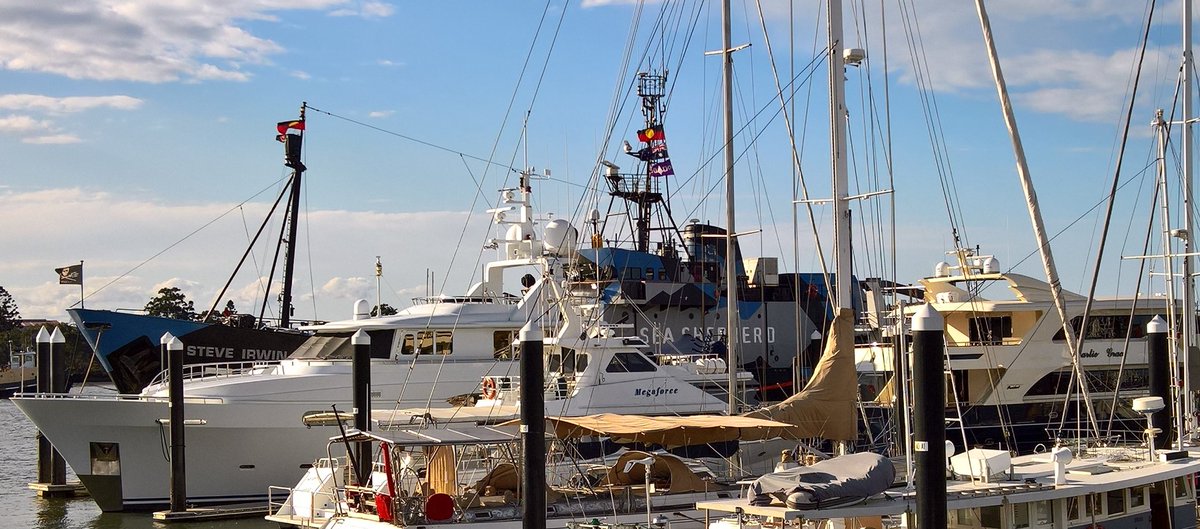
(400, 331), (453, 355)
(493, 330), (517, 359)
(968, 316), (1011, 345)
(606, 352), (657, 373)
(1107, 488), (1124, 514)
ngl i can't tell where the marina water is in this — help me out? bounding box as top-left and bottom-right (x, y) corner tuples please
(1, 386), (273, 529)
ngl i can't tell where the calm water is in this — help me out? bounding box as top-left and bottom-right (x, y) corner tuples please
(0, 389), (275, 529)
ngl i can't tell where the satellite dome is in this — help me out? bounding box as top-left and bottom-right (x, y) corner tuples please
(543, 219), (579, 256)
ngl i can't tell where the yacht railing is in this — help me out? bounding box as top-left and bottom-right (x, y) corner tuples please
(410, 295), (520, 306)
(146, 361), (275, 387)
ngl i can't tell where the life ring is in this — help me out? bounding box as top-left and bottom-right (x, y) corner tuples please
(481, 378), (499, 400)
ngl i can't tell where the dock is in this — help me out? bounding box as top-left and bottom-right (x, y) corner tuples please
(152, 505), (269, 523)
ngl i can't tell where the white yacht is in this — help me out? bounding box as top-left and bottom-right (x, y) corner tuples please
(859, 248), (1173, 452)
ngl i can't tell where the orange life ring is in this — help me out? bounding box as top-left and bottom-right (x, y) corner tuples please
(481, 378), (499, 400)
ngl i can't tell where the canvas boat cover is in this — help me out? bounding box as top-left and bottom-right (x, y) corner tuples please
(747, 452), (894, 508)
(528, 414), (799, 447)
(742, 308), (858, 441)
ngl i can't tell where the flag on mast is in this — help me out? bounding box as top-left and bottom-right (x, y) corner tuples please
(55, 264), (82, 285)
(276, 120), (305, 135)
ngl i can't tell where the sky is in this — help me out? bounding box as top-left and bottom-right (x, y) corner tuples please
(1, 0), (1196, 322)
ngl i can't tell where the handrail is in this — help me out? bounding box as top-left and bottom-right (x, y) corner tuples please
(145, 361), (276, 387)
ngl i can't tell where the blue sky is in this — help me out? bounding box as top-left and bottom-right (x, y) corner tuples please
(1, 0), (1194, 321)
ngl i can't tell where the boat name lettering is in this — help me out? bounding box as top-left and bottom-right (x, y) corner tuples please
(1105, 347), (1123, 358)
(634, 387), (679, 397)
(186, 346), (235, 359)
(184, 346), (289, 361)
(639, 326), (776, 345)
(242, 348), (290, 361)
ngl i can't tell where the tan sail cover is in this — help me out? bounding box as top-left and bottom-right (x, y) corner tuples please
(742, 308), (858, 441)
(599, 450), (712, 494)
(526, 414), (798, 447)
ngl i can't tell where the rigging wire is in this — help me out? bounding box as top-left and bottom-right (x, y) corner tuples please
(78, 175), (292, 303)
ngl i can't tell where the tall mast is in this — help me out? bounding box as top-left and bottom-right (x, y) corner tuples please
(1181, 0), (1196, 438)
(279, 102), (307, 328)
(721, 0), (739, 416)
(974, 0), (1100, 437)
(829, 0), (852, 313)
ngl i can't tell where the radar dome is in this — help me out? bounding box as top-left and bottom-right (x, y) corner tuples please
(505, 223), (534, 259)
(934, 261), (950, 277)
(543, 219), (579, 256)
(982, 256), (1000, 274)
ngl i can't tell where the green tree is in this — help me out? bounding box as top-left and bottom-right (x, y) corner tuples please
(371, 303), (398, 317)
(144, 287), (196, 321)
(0, 286), (19, 331)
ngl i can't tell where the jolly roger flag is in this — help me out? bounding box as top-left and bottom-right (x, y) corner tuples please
(56, 264), (82, 285)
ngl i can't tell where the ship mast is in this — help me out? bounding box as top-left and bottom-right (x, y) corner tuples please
(1181, 0), (1196, 440)
(279, 102), (307, 328)
(720, 0), (740, 416)
(829, 0), (852, 315)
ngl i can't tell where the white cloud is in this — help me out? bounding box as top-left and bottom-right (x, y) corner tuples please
(377, 59), (402, 67)
(367, 110), (393, 118)
(290, 70), (312, 80)
(329, 1), (395, 19)
(0, 94), (143, 113)
(0, 93), (143, 143)
(320, 276), (373, 301)
(23, 134), (82, 145)
(0, 1), (354, 83)
(0, 115), (52, 133)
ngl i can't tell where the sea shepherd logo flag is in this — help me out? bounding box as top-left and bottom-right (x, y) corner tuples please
(56, 264), (82, 285)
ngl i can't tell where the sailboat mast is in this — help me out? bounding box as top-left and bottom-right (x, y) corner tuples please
(973, 0), (1100, 437)
(721, 0), (739, 416)
(1181, 0), (1196, 438)
(279, 102), (307, 328)
(828, 0), (852, 313)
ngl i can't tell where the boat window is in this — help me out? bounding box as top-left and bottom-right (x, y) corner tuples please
(1085, 493), (1102, 517)
(575, 353), (589, 373)
(968, 316), (1012, 345)
(646, 267), (655, 280)
(979, 506), (1001, 528)
(1012, 503), (1029, 528)
(1175, 476), (1191, 499)
(367, 330), (394, 359)
(493, 330), (517, 359)
(1031, 500), (1053, 525)
(416, 331), (435, 355)
(434, 331), (452, 355)
(624, 267), (643, 280)
(1067, 497), (1081, 520)
(1130, 486), (1146, 508)
(1107, 488), (1124, 514)
(548, 353), (561, 373)
(400, 333), (415, 355)
(606, 352), (658, 373)
(561, 348), (576, 374)
(1053, 314), (1153, 341)
(1026, 368), (1149, 396)
(658, 269), (668, 281)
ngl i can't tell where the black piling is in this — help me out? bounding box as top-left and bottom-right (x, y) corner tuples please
(165, 333), (187, 513)
(519, 322), (545, 529)
(34, 327), (53, 483)
(911, 305), (946, 529)
(48, 327), (67, 484)
(1147, 315), (1172, 449)
(351, 329), (372, 482)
